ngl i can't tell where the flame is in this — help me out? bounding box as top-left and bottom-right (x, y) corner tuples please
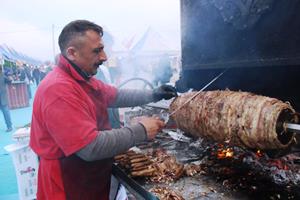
(217, 148), (234, 159)
(256, 150), (263, 157)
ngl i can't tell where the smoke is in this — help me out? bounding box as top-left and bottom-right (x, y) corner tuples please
(177, 0), (300, 111)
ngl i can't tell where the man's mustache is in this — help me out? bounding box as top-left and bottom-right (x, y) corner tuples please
(95, 61), (103, 66)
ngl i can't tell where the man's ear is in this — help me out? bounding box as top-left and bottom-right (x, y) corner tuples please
(65, 47), (77, 61)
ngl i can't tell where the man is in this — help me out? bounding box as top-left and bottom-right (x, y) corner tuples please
(30, 20), (177, 200)
(32, 66), (40, 86)
(0, 65), (13, 132)
(152, 54), (173, 86)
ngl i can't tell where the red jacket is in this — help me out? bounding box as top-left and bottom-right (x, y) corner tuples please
(30, 55), (117, 200)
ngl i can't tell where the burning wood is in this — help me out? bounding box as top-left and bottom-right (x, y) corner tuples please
(170, 90), (298, 150)
(256, 150), (263, 157)
(217, 147), (234, 159)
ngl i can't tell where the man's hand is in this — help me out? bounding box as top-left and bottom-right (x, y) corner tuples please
(139, 117), (165, 140)
(153, 84), (178, 101)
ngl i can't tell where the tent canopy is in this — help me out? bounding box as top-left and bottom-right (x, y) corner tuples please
(130, 27), (178, 56)
(0, 44), (42, 65)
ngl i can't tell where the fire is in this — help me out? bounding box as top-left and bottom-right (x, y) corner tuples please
(217, 148), (234, 159)
(255, 150), (263, 157)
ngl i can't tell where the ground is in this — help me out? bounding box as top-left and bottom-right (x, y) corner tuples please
(0, 85), (36, 200)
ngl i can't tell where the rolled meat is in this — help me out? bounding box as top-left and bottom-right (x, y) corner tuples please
(170, 90), (298, 149)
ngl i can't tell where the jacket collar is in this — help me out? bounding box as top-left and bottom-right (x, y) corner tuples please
(57, 54), (99, 90)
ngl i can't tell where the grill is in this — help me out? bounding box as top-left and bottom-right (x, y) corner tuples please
(115, 106), (300, 199)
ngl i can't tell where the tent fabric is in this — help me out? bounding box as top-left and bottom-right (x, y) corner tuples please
(0, 45), (15, 61)
(130, 27), (176, 55)
(0, 44), (41, 65)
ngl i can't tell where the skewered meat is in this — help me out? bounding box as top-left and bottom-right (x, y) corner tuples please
(131, 167), (156, 177)
(170, 90), (298, 150)
(114, 149), (184, 182)
(114, 151), (155, 177)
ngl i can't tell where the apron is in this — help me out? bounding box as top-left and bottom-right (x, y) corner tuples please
(58, 62), (114, 200)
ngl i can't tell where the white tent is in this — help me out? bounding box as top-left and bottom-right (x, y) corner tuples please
(129, 27), (179, 56)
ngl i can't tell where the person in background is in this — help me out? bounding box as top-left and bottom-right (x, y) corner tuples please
(152, 54), (173, 86)
(18, 65), (26, 81)
(18, 65), (32, 99)
(25, 65), (33, 83)
(4, 66), (13, 80)
(39, 67), (47, 81)
(30, 20), (177, 200)
(0, 65), (13, 132)
(32, 66), (40, 86)
(24, 64), (33, 98)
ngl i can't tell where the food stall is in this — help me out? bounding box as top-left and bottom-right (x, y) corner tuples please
(112, 1), (300, 199)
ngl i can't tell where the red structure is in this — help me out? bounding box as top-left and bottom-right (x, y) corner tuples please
(6, 82), (29, 109)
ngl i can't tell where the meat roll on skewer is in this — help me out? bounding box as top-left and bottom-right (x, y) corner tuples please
(170, 90), (298, 149)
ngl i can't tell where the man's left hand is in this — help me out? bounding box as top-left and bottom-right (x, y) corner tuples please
(153, 85), (178, 101)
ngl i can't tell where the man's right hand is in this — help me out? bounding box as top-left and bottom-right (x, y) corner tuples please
(139, 117), (165, 140)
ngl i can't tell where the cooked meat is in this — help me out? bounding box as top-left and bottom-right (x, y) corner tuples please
(115, 149), (184, 182)
(170, 90), (298, 149)
(184, 164), (202, 176)
(150, 150), (184, 182)
(131, 167), (156, 177)
(131, 160), (152, 168)
(128, 154), (147, 160)
(130, 157), (149, 164)
(131, 165), (149, 172)
(149, 187), (185, 200)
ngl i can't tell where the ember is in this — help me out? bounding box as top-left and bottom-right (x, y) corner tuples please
(255, 150), (263, 157)
(217, 147), (234, 159)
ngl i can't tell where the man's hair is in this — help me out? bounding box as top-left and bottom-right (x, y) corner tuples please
(58, 20), (103, 54)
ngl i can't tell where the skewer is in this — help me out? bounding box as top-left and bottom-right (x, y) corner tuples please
(169, 69), (228, 117)
(285, 123), (300, 134)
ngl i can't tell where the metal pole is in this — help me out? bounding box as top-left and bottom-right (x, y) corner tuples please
(52, 24), (56, 62)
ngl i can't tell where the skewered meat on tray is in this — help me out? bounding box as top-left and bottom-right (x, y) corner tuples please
(114, 150), (185, 182)
(114, 150), (155, 177)
(170, 90), (298, 150)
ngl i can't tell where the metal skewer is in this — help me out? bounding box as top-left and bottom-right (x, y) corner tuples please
(285, 123), (300, 134)
(169, 69), (228, 117)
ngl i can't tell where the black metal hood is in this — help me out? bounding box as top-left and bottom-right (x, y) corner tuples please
(177, 0), (300, 110)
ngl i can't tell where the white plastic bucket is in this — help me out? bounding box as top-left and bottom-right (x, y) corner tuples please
(4, 143), (38, 200)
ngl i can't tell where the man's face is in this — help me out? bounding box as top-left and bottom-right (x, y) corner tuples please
(67, 30), (107, 76)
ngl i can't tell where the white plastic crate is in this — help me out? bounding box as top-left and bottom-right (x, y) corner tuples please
(4, 131), (38, 200)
